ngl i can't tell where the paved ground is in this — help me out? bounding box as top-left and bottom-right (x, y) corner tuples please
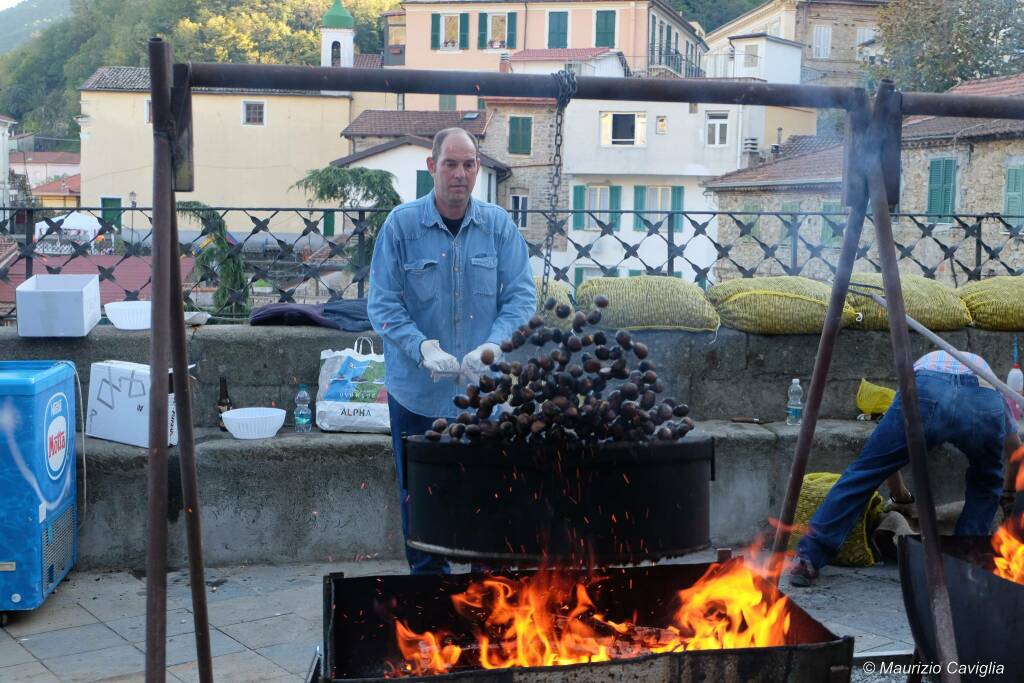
(1, 552), (914, 682)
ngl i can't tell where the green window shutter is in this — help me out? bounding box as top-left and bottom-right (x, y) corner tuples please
(101, 197), (122, 229)
(477, 97), (486, 110)
(322, 210), (335, 237)
(549, 12), (567, 48)
(459, 13), (469, 49)
(670, 185), (684, 232)
(1005, 167), (1024, 218)
(431, 14), (440, 49)
(508, 117), (531, 154)
(522, 117), (531, 154)
(780, 201), (801, 243)
(439, 94), (456, 110)
(507, 12), (517, 48)
(629, 269), (641, 277)
(478, 13), (488, 49)
(926, 159), (944, 222)
(941, 158), (956, 220)
(742, 200), (761, 239)
(572, 185), (586, 230)
(632, 185), (646, 231)
(820, 201), (843, 247)
(609, 185), (622, 229)
(574, 267), (584, 287)
(596, 10), (615, 48)
(416, 170), (434, 198)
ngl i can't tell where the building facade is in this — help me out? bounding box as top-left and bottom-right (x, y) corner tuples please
(705, 0), (885, 88)
(0, 114), (14, 208)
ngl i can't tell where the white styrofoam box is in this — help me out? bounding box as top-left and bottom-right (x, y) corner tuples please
(16, 274), (101, 337)
(86, 361), (179, 449)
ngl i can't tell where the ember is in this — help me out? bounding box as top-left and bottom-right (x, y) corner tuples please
(389, 551), (792, 677)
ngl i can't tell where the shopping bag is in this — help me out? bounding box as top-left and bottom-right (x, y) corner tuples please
(316, 337), (390, 433)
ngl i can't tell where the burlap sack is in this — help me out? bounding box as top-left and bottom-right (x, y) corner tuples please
(707, 276), (857, 334)
(958, 276), (1024, 330)
(847, 273), (972, 331)
(787, 472), (884, 567)
(575, 276), (720, 332)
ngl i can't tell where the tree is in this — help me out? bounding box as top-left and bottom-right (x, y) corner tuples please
(177, 200), (249, 316)
(669, 0), (762, 32)
(870, 0), (1024, 93)
(292, 166), (400, 274)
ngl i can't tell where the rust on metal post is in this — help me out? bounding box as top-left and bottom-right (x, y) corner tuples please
(146, 36), (173, 683)
(167, 209), (213, 680)
(170, 64), (195, 192)
(187, 63), (863, 111)
(770, 93), (872, 569)
(868, 83), (960, 683)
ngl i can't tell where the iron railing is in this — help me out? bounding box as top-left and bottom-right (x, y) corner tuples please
(2, 205), (1022, 322)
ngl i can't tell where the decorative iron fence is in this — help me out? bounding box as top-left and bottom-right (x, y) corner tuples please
(1, 205), (1022, 323)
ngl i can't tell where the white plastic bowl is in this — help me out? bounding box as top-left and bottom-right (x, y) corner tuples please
(105, 301), (151, 330)
(222, 407), (286, 440)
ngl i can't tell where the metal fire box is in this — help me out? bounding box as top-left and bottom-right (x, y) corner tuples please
(0, 361), (78, 615)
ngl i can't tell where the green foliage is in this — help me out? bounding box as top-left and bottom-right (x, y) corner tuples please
(0, 0), (397, 138)
(177, 200), (249, 316)
(293, 165), (400, 273)
(668, 0), (763, 32)
(870, 0), (1024, 92)
(0, 0), (71, 55)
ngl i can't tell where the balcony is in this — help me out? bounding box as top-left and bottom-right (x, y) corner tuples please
(626, 50), (705, 79)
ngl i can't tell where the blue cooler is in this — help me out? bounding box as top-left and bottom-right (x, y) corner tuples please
(0, 361), (78, 613)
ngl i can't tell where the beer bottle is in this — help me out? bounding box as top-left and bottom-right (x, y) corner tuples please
(217, 376), (233, 431)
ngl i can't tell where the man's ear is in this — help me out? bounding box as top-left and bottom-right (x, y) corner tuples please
(426, 156), (436, 174)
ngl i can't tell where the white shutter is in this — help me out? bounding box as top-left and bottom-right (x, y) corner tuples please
(856, 26), (876, 46)
(812, 24), (832, 59)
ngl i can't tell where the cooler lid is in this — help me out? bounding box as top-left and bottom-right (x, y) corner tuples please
(0, 361), (76, 396)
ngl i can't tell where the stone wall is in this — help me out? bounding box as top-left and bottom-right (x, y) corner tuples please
(478, 100), (569, 247)
(795, 0), (882, 88)
(350, 135), (396, 153)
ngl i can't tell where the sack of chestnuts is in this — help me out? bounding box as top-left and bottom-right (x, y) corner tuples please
(424, 295), (694, 444)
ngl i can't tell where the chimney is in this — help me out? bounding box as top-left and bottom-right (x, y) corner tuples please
(499, 53), (512, 73)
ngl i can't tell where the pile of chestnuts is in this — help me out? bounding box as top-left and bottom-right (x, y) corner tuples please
(424, 295), (694, 444)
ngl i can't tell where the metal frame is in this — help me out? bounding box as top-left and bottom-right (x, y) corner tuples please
(146, 36), (1024, 683)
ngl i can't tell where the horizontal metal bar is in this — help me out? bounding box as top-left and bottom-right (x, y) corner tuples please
(186, 63), (863, 110)
(901, 92), (1024, 120)
(851, 285), (1024, 413)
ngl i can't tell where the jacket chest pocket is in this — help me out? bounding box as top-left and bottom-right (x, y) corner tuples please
(404, 258), (439, 305)
(470, 255), (498, 295)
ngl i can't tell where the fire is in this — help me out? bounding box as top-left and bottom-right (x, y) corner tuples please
(389, 552), (792, 677)
(992, 445), (1024, 583)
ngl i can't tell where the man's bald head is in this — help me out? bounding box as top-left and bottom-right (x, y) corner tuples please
(432, 127), (479, 160)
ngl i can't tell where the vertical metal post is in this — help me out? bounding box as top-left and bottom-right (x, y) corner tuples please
(357, 209), (366, 299)
(789, 214), (798, 273)
(974, 219), (983, 280)
(146, 37), (172, 683)
(770, 97), (871, 565)
(24, 208), (34, 278)
(667, 212), (675, 277)
(866, 162), (960, 682)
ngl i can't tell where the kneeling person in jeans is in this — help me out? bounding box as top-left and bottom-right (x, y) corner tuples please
(367, 127), (535, 575)
(789, 350), (1017, 586)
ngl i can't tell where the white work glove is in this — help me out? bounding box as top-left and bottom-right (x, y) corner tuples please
(420, 339), (460, 379)
(461, 342), (502, 384)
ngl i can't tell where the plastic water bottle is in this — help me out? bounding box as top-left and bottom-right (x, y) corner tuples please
(786, 378), (803, 426)
(1008, 363), (1023, 425)
(294, 384), (312, 433)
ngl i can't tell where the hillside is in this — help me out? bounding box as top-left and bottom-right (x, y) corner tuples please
(0, 0), (70, 55)
(673, 0), (765, 32)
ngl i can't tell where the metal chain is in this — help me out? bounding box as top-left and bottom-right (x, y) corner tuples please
(540, 70), (577, 304)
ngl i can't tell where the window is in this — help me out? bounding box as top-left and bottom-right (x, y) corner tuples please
(439, 94), (457, 111)
(429, 13), (467, 50)
(740, 201), (762, 239)
(388, 24), (406, 47)
(656, 116), (667, 135)
(1005, 167), (1024, 219)
(144, 99), (151, 124)
(744, 44), (758, 68)
(689, 102), (698, 114)
(489, 14), (507, 48)
(572, 185), (621, 229)
(820, 202), (845, 247)
(587, 186), (610, 229)
(927, 158), (956, 223)
(510, 194), (529, 228)
(574, 266), (617, 286)
(633, 186), (674, 231)
(649, 17), (656, 56)
(812, 24), (832, 59)
(549, 11), (568, 49)
(416, 170), (434, 198)
(595, 10), (616, 48)
(100, 197), (123, 230)
(242, 101), (265, 126)
(600, 112), (647, 146)
(855, 26), (876, 47)
(396, 93), (405, 110)
(508, 116), (532, 155)
(477, 97), (486, 110)
(706, 112), (728, 146)
(479, 12), (516, 49)
(331, 41), (341, 67)
(779, 201), (801, 244)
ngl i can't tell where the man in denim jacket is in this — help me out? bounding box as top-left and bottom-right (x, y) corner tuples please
(367, 127), (535, 574)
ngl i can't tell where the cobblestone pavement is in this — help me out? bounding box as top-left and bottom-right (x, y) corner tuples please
(2, 553), (915, 682)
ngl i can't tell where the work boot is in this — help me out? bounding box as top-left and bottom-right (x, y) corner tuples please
(788, 557), (819, 587)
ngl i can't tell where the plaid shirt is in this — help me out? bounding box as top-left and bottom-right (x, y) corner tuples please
(913, 350), (994, 377)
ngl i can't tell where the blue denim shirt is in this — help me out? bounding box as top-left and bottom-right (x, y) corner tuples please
(367, 192), (536, 418)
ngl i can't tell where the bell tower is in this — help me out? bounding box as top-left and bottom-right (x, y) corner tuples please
(321, 0), (355, 69)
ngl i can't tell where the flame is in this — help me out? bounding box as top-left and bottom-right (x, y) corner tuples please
(992, 445), (1024, 584)
(389, 549), (792, 676)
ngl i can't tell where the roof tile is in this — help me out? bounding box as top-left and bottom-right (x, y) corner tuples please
(704, 144), (844, 189)
(342, 109), (492, 137)
(510, 48), (611, 62)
